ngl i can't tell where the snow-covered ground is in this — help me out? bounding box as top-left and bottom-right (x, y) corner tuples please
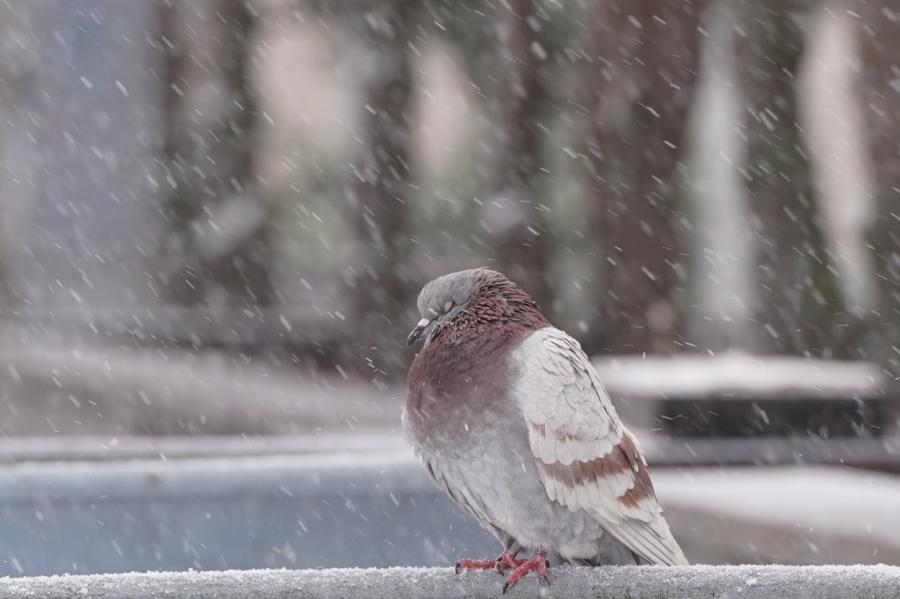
(655, 466), (900, 565)
(594, 352), (884, 399)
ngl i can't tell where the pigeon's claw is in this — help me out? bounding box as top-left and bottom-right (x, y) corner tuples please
(501, 550), (549, 594)
(455, 558), (496, 573)
(455, 549), (524, 576)
(495, 550), (526, 574)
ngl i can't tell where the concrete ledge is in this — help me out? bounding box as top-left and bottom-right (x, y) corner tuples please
(1, 566), (899, 599)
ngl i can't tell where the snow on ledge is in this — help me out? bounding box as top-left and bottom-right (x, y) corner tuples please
(594, 352), (885, 398)
(1, 565), (899, 599)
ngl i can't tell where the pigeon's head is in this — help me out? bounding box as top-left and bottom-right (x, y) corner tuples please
(407, 268), (547, 346)
(407, 268), (485, 346)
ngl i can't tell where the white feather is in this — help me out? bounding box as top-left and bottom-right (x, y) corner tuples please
(513, 327), (689, 566)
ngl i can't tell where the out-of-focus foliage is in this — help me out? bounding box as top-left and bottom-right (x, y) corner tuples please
(0, 0), (897, 383)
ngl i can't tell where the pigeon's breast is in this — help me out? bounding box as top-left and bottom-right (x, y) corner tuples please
(402, 328), (528, 532)
(403, 357), (534, 543)
(403, 322), (526, 447)
(403, 336), (518, 455)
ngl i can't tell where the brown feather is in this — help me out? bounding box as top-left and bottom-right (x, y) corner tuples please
(537, 433), (657, 507)
(614, 434), (657, 508)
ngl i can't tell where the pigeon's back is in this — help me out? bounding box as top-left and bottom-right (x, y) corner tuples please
(509, 327), (688, 566)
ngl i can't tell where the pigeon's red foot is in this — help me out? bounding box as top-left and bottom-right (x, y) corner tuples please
(501, 550), (549, 594)
(454, 549), (524, 575)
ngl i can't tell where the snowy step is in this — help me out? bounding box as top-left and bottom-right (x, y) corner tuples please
(0, 433), (898, 469)
(637, 432), (900, 467)
(0, 434), (407, 463)
(595, 353), (892, 438)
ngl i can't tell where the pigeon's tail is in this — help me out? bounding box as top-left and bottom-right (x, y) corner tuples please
(610, 514), (690, 566)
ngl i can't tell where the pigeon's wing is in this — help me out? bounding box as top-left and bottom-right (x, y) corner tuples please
(513, 327), (688, 565)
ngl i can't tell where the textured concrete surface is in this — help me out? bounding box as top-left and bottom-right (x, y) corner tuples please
(1, 565), (899, 599)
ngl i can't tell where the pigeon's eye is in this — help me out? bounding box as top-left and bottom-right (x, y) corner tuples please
(443, 300), (454, 313)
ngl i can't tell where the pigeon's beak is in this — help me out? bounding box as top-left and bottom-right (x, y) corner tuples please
(407, 318), (430, 346)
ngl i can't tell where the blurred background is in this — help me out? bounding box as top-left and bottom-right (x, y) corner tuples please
(0, 0), (899, 578)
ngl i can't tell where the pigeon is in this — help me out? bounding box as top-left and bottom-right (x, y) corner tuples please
(403, 268), (687, 592)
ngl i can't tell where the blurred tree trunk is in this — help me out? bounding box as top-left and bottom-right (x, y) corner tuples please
(584, 0), (706, 354)
(157, 0), (273, 309)
(0, 3), (37, 307)
(857, 1), (900, 373)
(736, 0), (845, 357)
(343, 2), (417, 377)
(478, 0), (553, 312)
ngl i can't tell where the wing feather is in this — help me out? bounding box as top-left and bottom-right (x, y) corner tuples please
(513, 327), (688, 566)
